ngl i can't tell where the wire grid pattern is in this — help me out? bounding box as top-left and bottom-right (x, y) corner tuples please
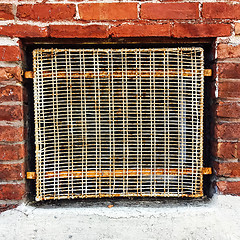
(33, 48), (204, 201)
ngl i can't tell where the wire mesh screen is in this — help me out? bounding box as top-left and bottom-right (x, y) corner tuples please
(33, 47), (204, 201)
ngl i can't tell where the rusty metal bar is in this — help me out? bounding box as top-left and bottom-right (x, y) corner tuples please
(26, 168), (212, 180)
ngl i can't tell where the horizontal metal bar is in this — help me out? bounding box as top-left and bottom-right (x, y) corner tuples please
(26, 69), (211, 79)
(27, 168), (211, 180)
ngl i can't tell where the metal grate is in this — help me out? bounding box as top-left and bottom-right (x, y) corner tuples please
(33, 47), (204, 201)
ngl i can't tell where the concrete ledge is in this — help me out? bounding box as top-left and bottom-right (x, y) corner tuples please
(0, 195), (239, 240)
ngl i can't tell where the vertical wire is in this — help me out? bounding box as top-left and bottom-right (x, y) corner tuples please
(111, 49), (116, 194)
(121, 49), (126, 194)
(55, 50), (60, 199)
(199, 49), (204, 195)
(83, 51), (88, 195)
(163, 50), (167, 195)
(153, 51), (157, 195)
(68, 50), (74, 198)
(180, 49), (184, 194)
(40, 50), (46, 199)
(79, 50), (84, 196)
(65, 49), (71, 198)
(97, 50), (102, 196)
(33, 50), (40, 200)
(166, 50), (170, 196)
(136, 50), (139, 195)
(107, 50), (112, 196)
(150, 51), (153, 195)
(125, 50), (129, 193)
(93, 50), (98, 196)
(139, 49), (143, 195)
(177, 49), (180, 196)
(50, 49), (57, 199)
(191, 49), (195, 196)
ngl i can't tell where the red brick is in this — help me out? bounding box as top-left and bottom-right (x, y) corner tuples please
(172, 24), (231, 38)
(0, 204), (17, 213)
(218, 63), (240, 79)
(0, 46), (21, 62)
(215, 123), (240, 140)
(0, 85), (23, 102)
(0, 163), (24, 181)
(0, 4), (13, 20)
(0, 105), (23, 121)
(110, 23), (170, 38)
(203, 3), (240, 19)
(216, 181), (240, 196)
(49, 25), (108, 38)
(17, 4), (75, 22)
(214, 142), (238, 159)
(217, 44), (240, 59)
(0, 24), (48, 38)
(141, 3), (199, 20)
(0, 144), (26, 161)
(214, 162), (240, 177)
(78, 3), (137, 20)
(0, 67), (22, 82)
(217, 102), (240, 118)
(238, 143), (240, 158)
(0, 184), (25, 200)
(218, 82), (240, 99)
(0, 126), (25, 142)
(236, 23), (240, 35)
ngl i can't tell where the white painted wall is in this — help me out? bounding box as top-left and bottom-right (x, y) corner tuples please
(0, 195), (239, 240)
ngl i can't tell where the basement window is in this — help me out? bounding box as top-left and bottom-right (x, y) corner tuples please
(32, 47), (207, 201)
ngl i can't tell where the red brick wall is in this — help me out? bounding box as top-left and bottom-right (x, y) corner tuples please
(0, 1), (239, 211)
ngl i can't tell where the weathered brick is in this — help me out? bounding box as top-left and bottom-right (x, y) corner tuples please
(0, 4), (14, 20)
(0, 105), (23, 121)
(172, 24), (231, 38)
(0, 163), (24, 181)
(49, 25), (108, 38)
(236, 23), (240, 35)
(217, 44), (240, 59)
(215, 123), (240, 140)
(17, 4), (75, 22)
(214, 142), (238, 159)
(0, 126), (25, 142)
(218, 63), (240, 79)
(0, 67), (22, 82)
(217, 102), (240, 118)
(218, 82), (240, 99)
(0, 85), (23, 102)
(0, 204), (17, 213)
(78, 3), (137, 20)
(203, 3), (240, 19)
(110, 23), (170, 38)
(0, 184), (25, 200)
(0, 24), (48, 38)
(216, 181), (240, 196)
(141, 3), (199, 20)
(0, 144), (26, 161)
(214, 162), (240, 177)
(0, 46), (21, 62)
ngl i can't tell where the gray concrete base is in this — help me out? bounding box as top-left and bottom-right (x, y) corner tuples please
(0, 195), (239, 240)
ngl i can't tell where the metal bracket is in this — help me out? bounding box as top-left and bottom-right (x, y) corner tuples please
(24, 71), (34, 79)
(202, 167), (212, 175)
(26, 172), (36, 179)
